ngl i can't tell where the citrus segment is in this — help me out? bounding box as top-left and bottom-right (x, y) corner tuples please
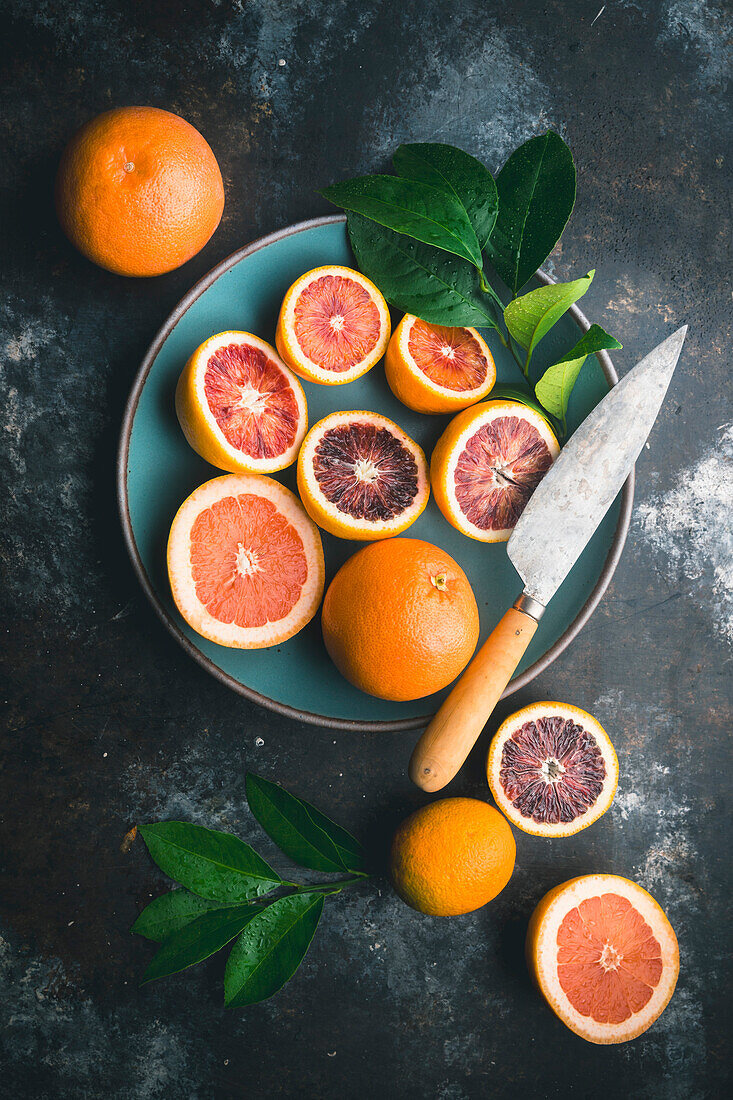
(390, 798), (516, 915)
(527, 875), (679, 1043)
(276, 266), (390, 384)
(487, 702), (618, 837)
(321, 538), (479, 701)
(55, 106), (224, 277)
(167, 474), (324, 649)
(431, 399), (560, 542)
(385, 314), (496, 413)
(175, 332), (307, 474)
(297, 411), (429, 540)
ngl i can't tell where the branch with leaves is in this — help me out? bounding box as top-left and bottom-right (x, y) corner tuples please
(132, 774), (367, 1007)
(321, 131), (621, 438)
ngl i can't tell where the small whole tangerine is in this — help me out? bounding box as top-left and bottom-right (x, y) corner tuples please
(321, 538), (479, 701)
(390, 797), (516, 916)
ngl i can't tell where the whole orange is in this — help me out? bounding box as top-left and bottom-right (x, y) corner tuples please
(321, 538), (479, 701)
(55, 106), (224, 277)
(390, 798), (516, 915)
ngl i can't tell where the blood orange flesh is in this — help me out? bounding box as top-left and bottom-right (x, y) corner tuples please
(455, 415), (555, 533)
(297, 411), (429, 540)
(277, 266), (390, 385)
(294, 274), (382, 373)
(203, 341), (300, 459)
(431, 401), (560, 543)
(167, 474), (324, 649)
(527, 875), (679, 1043)
(487, 702), (618, 837)
(408, 320), (489, 391)
(313, 421), (419, 521)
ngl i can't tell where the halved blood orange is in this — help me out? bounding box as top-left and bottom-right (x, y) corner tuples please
(276, 266), (390, 385)
(297, 411), (429, 540)
(385, 314), (496, 414)
(175, 331), (307, 474)
(487, 702), (618, 837)
(167, 474), (324, 649)
(431, 399), (560, 542)
(527, 875), (679, 1044)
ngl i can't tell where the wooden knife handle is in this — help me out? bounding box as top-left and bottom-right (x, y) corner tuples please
(408, 606), (539, 792)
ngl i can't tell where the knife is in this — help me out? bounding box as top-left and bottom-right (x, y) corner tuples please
(409, 326), (687, 792)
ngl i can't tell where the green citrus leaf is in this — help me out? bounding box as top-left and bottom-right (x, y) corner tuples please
(131, 889), (228, 942)
(347, 214), (499, 329)
(504, 271), (595, 360)
(322, 174), (482, 268)
(301, 803), (366, 874)
(141, 904), (259, 985)
(485, 131), (576, 294)
(489, 384), (557, 428)
(535, 324), (623, 421)
(393, 142), (498, 248)
(245, 774), (349, 874)
(139, 821), (281, 904)
(224, 893), (324, 1008)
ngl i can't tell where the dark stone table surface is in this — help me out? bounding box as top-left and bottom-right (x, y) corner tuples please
(2, 1), (731, 1096)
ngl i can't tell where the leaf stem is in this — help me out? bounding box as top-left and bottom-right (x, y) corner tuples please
(293, 873), (368, 895)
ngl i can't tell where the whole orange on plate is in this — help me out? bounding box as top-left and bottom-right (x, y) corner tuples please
(276, 266), (390, 384)
(321, 538), (479, 701)
(167, 473), (324, 649)
(55, 106), (224, 277)
(431, 398), (560, 542)
(527, 874), (679, 1044)
(385, 314), (496, 413)
(175, 331), (308, 474)
(390, 797), (516, 915)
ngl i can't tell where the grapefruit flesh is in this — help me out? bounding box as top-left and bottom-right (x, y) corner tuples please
(527, 875), (679, 1043)
(385, 315), (496, 414)
(175, 332), (307, 474)
(431, 400), (560, 542)
(487, 702), (618, 837)
(167, 474), (324, 648)
(276, 266), (391, 385)
(297, 411), (429, 540)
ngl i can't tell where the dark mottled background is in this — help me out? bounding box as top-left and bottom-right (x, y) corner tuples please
(1, 1), (731, 1096)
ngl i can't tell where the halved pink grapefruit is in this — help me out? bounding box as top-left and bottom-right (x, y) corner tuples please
(297, 411), (429, 540)
(527, 874), (679, 1044)
(167, 474), (324, 649)
(175, 331), (307, 474)
(385, 314), (496, 413)
(430, 399), (560, 542)
(276, 266), (390, 384)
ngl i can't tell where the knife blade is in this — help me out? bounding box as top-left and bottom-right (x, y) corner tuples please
(508, 325), (688, 607)
(408, 326), (687, 792)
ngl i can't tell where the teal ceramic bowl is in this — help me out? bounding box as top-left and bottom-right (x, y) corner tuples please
(118, 216), (633, 730)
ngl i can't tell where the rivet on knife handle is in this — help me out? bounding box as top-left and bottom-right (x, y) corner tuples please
(408, 595), (544, 792)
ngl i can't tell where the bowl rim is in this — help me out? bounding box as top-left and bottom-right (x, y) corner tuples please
(117, 214), (634, 732)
